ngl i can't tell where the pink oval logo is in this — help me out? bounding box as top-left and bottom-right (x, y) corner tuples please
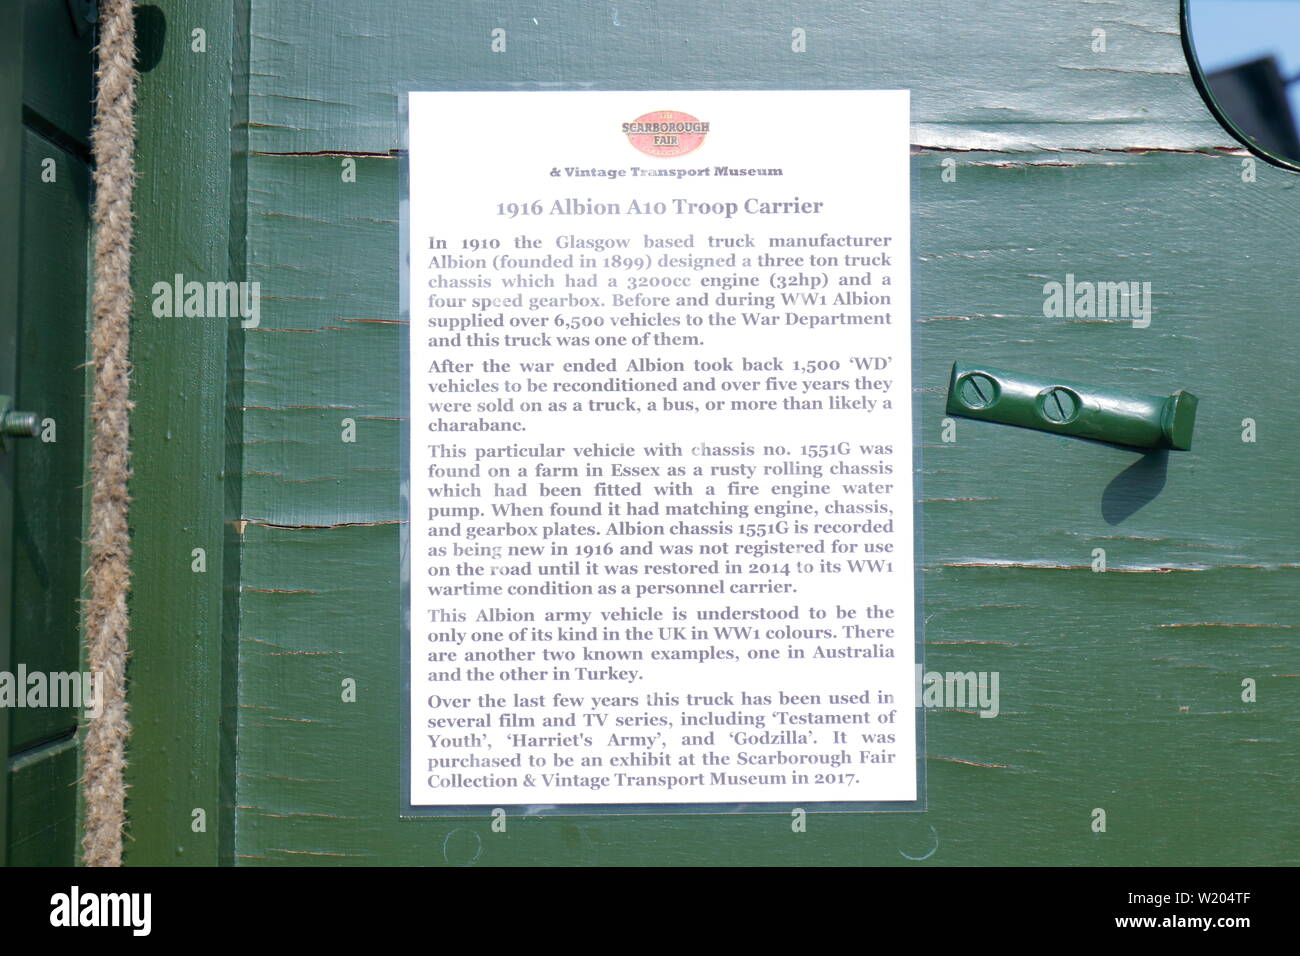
(622, 110), (709, 158)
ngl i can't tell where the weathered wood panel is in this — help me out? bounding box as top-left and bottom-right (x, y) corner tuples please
(115, 0), (1299, 865)
(245, 0), (1223, 154)
(232, 139), (1298, 863)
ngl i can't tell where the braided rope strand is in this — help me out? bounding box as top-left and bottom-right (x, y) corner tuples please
(82, 0), (137, 868)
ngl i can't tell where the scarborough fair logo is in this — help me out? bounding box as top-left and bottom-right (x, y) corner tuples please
(623, 110), (709, 158)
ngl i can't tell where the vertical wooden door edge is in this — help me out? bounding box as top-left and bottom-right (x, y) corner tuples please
(119, 0), (249, 866)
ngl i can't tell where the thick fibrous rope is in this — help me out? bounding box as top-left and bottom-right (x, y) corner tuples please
(82, 0), (137, 867)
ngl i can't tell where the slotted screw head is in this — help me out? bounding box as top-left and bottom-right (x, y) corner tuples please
(958, 372), (998, 409)
(1039, 387), (1080, 424)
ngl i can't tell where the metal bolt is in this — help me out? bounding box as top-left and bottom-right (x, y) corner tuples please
(958, 373), (997, 409)
(1040, 387), (1079, 424)
(2, 412), (39, 438)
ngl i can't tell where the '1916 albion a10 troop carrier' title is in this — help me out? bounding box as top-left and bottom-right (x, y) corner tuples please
(405, 90), (915, 810)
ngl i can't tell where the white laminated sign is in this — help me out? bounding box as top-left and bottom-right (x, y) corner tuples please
(404, 90), (916, 809)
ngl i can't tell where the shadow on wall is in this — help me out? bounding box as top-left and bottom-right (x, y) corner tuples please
(134, 5), (166, 73)
(1102, 449), (1167, 526)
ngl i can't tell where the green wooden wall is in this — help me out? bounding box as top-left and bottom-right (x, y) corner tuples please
(123, 0), (1297, 865)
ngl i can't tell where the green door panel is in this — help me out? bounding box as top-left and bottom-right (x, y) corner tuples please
(11, 128), (91, 751)
(2, 0), (94, 868)
(0, 0), (22, 870)
(7, 735), (77, 866)
(21, 0), (94, 148)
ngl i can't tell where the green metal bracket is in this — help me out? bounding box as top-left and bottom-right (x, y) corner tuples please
(945, 362), (1198, 450)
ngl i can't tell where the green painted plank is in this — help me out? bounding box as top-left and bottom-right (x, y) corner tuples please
(241, 154), (400, 525)
(124, 0), (245, 865)
(918, 565), (1297, 865)
(8, 736), (78, 866)
(10, 130), (90, 750)
(241, 408), (399, 526)
(247, 0), (1226, 155)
